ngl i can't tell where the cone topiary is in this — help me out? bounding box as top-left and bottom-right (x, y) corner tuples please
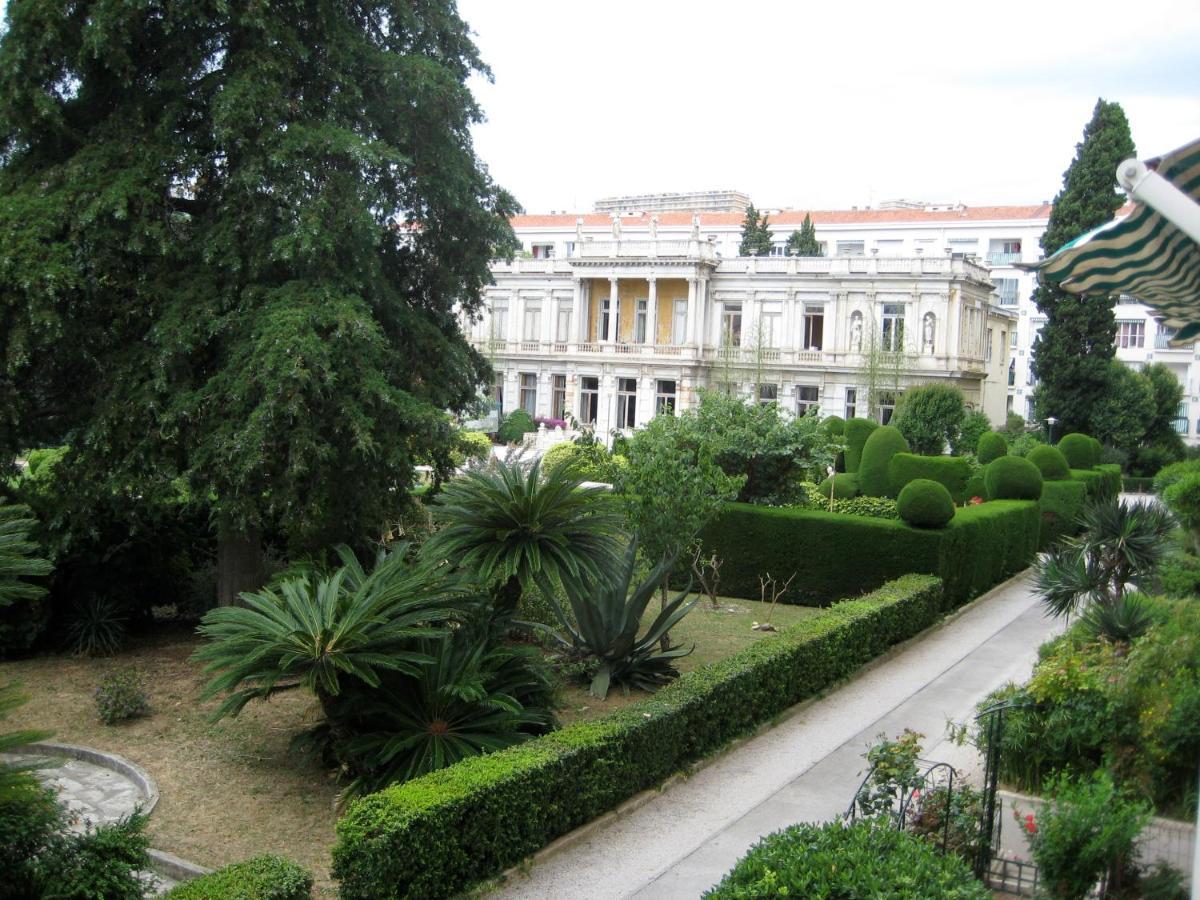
(897, 479), (956, 528)
(977, 431), (1008, 465)
(1027, 445), (1071, 481)
(844, 418), (879, 473)
(859, 425), (910, 497)
(1058, 433), (1097, 469)
(984, 455), (1043, 500)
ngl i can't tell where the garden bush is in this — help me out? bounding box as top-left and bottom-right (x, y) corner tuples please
(1058, 433), (1098, 469)
(704, 820), (988, 899)
(816, 473), (859, 499)
(821, 415), (845, 436)
(1039, 480), (1087, 549)
(954, 410), (992, 457)
(1153, 459), (1200, 495)
(891, 384), (966, 455)
(977, 430), (1008, 464)
(496, 409), (536, 444)
(858, 425), (909, 497)
(897, 479), (955, 528)
(1163, 472), (1200, 553)
(452, 430), (492, 466)
(94, 669), (150, 725)
(984, 455), (1043, 501)
(964, 474), (987, 502)
(332, 576), (945, 900)
(540, 440), (615, 483)
(843, 417), (878, 473)
(164, 855), (313, 900)
(697, 500), (1038, 608)
(1027, 444), (1071, 481)
(1071, 465), (1121, 502)
(888, 452), (971, 502)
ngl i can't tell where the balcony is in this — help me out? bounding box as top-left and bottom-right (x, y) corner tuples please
(986, 252), (1023, 265)
(575, 238), (717, 262)
(474, 338), (697, 360)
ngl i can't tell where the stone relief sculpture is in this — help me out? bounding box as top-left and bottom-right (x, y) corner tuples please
(922, 312), (936, 354)
(849, 311), (863, 352)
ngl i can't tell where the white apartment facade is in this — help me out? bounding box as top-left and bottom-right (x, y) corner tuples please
(464, 214), (1013, 439)
(486, 203), (1196, 442)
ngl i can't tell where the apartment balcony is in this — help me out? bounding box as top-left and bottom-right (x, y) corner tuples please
(1154, 332), (1194, 353)
(986, 251), (1023, 265)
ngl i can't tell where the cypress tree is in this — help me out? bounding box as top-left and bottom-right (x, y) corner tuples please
(738, 203), (773, 256)
(785, 213), (821, 256)
(1031, 99), (1135, 434)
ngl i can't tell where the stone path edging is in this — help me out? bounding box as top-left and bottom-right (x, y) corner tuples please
(147, 848), (213, 882)
(16, 740), (160, 817)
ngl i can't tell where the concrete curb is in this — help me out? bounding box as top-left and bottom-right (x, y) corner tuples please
(16, 740), (160, 817)
(147, 848), (213, 882)
(494, 568), (1034, 889)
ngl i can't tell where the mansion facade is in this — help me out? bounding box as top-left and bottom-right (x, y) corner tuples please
(464, 218), (1013, 438)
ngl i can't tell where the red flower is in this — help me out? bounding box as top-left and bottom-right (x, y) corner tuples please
(1023, 813), (1037, 834)
(969, 496), (984, 506)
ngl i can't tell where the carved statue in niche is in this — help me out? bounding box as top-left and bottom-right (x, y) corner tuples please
(922, 312), (936, 354)
(648, 214), (658, 240)
(611, 215), (621, 240)
(849, 311), (863, 352)
(690, 214), (700, 240)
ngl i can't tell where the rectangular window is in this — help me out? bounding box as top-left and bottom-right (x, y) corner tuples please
(579, 376), (599, 425)
(881, 303), (905, 352)
(875, 239), (903, 256)
(616, 377), (637, 429)
(601, 298), (618, 341)
(551, 374), (566, 420)
(1116, 320), (1145, 349)
(758, 302), (781, 348)
(655, 379), (676, 416)
(770, 242), (789, 257)
(722, 302), (743, 346)
(803, 305), (825, 350)
(837, 240), (865, 256)
(491, 303), (508, 342)
(565, 241), (576, 256)
(672, 299), (688, 345)
(555, 302), (572, 343)
(879, 391), (898, 425)
(491, 375), (504, 413)
(994, 277), (1020, 306)
(531, 243), (555, 259)
(757, 383), (778, 405)
(796, 385), (819, 416)
(634, 298), (648, 344)
(987, 240), (1022, 265)
(519, 373), (537, 415)
(986, 328), (994, 362)
(523, 301), (541, 342)
(844, 388), (857, 420)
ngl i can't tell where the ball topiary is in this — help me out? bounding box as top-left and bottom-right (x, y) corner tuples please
(1058, 433), (1097, 469)
(817, 472), (859, 499)
(858, 425), (910, 497)
(1026, 444), (1071, 481)
(984, 455), (1044, 500)
(897, 479), (956, 528)
(844, 418), (879, 473)
(977, 431), (1008, 465)
(822, 415), (846, 436)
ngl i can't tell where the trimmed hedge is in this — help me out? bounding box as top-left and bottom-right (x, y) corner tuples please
(332, 576), (945, 900)
(822, 415), (846, 436)
(888, 452), (971, 502)
(844, 418), (878, 473)
(1071, 465), (1121, 502)
(859, 425), (909, 497)
(164, 856), (312, 900)
(817, 473), (859, 499)
(1027, 444), (1071, 481)
(985, 455), (1043, 500)
(977, 430), (1008, 464)
(697, 500), (1039, 608)
(1058, 433), (1097, 469)
(1039, 479), (1087, 549)
(897, 479), (955, 528)
(1095, 463), (1123, 499)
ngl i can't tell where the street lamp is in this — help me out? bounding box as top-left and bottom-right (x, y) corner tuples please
(1046, 416), (1058, 444)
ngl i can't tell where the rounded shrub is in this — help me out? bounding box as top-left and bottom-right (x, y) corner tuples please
(1153, 458), (1200, 495)
(453, 430), (493, 466)
(1058, 432), (1097, 469)
(817, 473), (859, 499)
(964, 473), (987, 502)
(496, 409), (536, 444)
(977, 430), (1008, 465)
(164, 855), (313, 899)
(706, 820), (989, 899)
(985, 455), (1043, 500)
(843, 418), (878, 473)
(858, 425), (909, 497)
(821, 415), (845, 436)
(1026, 445), (1070, 481)
(897, 479), (955, 528)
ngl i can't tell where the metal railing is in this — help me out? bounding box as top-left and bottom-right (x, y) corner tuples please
(987, 251), (1023, 265)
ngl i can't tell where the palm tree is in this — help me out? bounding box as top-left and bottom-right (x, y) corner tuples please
(422, 457), (625, 616)
(194, 544), (462, 725)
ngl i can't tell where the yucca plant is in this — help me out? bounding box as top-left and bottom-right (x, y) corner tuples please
(1034, 498), (1174, 641)
(194, 544), (461, 724)
(0, 499), (52, 608)
(333, 623), (556, 798)
(423, 457), (625, 616)
(545, 540), (696, 699)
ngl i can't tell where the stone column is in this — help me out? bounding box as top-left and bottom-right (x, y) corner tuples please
(646, 277), (658, 346)
(605, 277), (618, 343)
(541, 294), (554, 345)
(696, 275), (710, 349)
(685, 277), (698, 345)
(571, 280), (584, 347)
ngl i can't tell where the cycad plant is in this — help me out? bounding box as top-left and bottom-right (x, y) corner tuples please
(1034, 499), (1174, 641)
(194, 544), (460, 724)
(423, 457), (625, 616)
(545, 540), (697, 699)
(0, 499), (52, 608)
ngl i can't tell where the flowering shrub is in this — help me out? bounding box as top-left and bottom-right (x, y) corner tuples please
(533, 416), (567, 430)
(94, 668), (150, 725)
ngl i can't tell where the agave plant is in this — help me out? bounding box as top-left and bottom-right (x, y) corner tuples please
(332, 622), (556, 798)
(545, 540), (697, 700)
(423, 457), (625, 616)
(194, 544), (461, 723)
(0, 499), (52, 608)
(1034, 498), (1174, 640)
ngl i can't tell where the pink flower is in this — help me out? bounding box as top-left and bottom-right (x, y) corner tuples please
(969, 496), (984, 506)
(1023, 813), (1037, 834)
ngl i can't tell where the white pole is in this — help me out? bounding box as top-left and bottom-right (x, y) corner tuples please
(1117, 158), (1200, 245)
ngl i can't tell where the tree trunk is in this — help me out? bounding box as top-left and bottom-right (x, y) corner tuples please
(217, 520), (266, 607)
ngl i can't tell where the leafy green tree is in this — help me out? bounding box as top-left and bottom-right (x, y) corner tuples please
(891, 385), (965, 455)
(1087, 362), (1154, 455)
(0, 500), (50, 610)
(953, 410), (992, 456)
(0, 3), (519, 604)
(738, 203), (773, 256)
(1032, 100), (1135, 433)
(785, 213), (821, 256)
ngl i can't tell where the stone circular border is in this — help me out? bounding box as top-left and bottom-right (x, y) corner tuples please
(15, 740), (160, 817)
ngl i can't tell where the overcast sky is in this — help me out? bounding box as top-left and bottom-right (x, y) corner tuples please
(458, 0), (1200, 214)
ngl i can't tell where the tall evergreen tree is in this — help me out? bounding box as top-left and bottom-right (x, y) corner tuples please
(785, 213), (821, 256)
(0, 2), (519, 604)
(738, 203), (773, 256)
(1031, 99), (1135, 433)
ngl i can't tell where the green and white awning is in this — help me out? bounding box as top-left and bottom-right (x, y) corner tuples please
(1031, 137), (1200, 343)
